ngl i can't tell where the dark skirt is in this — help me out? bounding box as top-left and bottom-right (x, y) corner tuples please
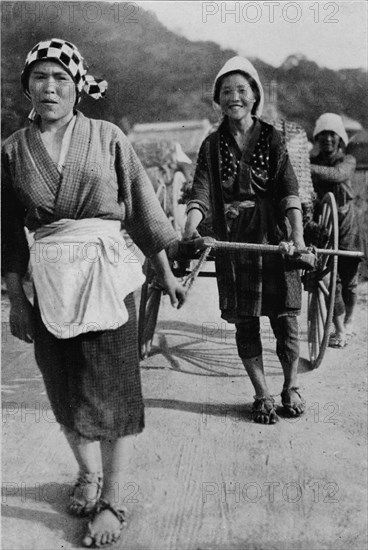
(337, 201), (363, 252)
(215, 204), (301, 322)
(33, 293), (144, 441)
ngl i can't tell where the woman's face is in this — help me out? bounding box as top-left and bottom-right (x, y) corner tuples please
(219, 73), (256, 123)
(316, 130), (340, 155)
(28, 60), (76, 124)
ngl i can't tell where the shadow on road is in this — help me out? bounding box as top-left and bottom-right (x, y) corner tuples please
(1, 482), (85, 548)
(144, 397), (253, 422)
(140, 318), (312, 377)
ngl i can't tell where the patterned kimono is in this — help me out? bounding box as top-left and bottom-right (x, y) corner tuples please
(1, 111), (178, 440)
(311, 151), (361, 252)
(188, 118), (302, 322)
(311, 150), (362, 319)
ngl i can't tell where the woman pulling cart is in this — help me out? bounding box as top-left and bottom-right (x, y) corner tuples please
(183, 56), (307, 425)
(1, 38), (185, 547)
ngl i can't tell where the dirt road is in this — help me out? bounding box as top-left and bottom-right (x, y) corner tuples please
(1, 275), (367, 549)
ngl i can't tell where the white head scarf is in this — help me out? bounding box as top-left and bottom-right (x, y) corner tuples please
(212, 56), (264, 118)
(313, 113), (348, 146)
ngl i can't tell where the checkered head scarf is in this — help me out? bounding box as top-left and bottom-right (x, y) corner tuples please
(21, 38), (108, 119)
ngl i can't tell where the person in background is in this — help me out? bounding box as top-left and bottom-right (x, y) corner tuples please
(183, 56), (306, 425)
(310, 113), (361, 348)
(1, 38), (185, 547)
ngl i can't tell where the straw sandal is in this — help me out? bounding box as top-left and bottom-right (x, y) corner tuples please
(82, 498), (127, 547)
(68, 472), (103, 517)
(328, 333), (347, 348)
(281, 387), (306, 417)
(252, 395), (278, 424)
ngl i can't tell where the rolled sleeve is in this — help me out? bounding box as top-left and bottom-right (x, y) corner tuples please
(280, 195), (302, 215)
(186, 201), (206, 219)
(270, 128), (300, 206)
(188, 141), (211, 217)
(310, 155), (356, 184)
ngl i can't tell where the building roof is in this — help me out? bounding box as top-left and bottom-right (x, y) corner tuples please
(347, 128), (368, 168)
(349, 128), (368, 144)
(129, 119), (212, 157)
(341, 114), (363, 132)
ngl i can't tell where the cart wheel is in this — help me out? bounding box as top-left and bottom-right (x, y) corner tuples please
(138, 260), (163, 360)
(307, 192), (338, 369)
(137, 180), (169, 360)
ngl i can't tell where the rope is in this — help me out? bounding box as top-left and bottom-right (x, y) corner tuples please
(182, 247), (213, 291)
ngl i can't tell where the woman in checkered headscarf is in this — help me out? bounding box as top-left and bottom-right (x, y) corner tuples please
(20, 38), (108, 116)
(184, 56), (307, 425)
(2, 38), (186, 547)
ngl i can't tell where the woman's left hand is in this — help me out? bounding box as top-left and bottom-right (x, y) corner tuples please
(291, 234), (306, 253)
(279, 236), (306, 257)
(149, 250), (187, 309)
(161, 273), (187, 309)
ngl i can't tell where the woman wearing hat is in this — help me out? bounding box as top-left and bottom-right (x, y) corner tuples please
(183, 56), (306, 424)
(310, 113), (361, 348)
(2, 39), (186, 547)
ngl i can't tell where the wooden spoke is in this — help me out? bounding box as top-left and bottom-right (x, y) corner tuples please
(318, 279), (330, 298)
(138, 260), (163, 360)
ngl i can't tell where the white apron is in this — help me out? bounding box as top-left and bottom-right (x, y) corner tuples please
(30, 218), (145, 339)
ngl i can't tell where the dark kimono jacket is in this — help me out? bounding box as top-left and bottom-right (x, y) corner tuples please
(188, 118), (302, 321)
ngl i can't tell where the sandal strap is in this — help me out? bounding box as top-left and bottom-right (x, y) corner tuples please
(75, 472), (103, 490)
(281, 387), (306, 409)
(253, 395), (275, 403)
(281, 386), (302, 398)
(252, 396), (276, 415)
(253, 395), (275, 407)
(94, 498), (127, 525)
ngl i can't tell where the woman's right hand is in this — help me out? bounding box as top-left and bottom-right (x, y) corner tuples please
(183, 208), (203, 240)
(182, 227), (201, 241)
(9, 297), (35, 343)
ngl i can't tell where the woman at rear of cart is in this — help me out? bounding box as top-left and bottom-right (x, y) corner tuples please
(310, 113), (362, 348)
(183, 56), (306, 425)
(1, 39), (185, 547)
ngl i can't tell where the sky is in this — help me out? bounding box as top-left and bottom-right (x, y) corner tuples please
(138, 1), (368, 70)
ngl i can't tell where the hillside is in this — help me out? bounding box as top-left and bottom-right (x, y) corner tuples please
(1, 1), (367, 140)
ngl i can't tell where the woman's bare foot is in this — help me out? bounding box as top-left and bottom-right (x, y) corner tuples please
(281, 387), (306, 416)
(82, 499), (126, 547)
(328, 332), (347, 348)
(252, 395), (278, 424)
